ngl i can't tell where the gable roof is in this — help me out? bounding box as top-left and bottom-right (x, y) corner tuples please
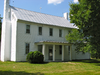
(11, 6), (76, 28)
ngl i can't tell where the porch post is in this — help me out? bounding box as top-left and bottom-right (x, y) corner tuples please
(53, 45), (55, 61)
(42, 44), (45, 61)
(62, 45), (64, 61)
(70, 45), (72, 61)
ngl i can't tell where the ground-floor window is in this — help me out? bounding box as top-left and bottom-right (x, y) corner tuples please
(59, 45), (62, 54)
(68, 46), (70, 55)
(25, 43), (30, 54)
(38, 45), (42, 53)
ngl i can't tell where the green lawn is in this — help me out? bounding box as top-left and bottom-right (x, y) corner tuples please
(0, 59), (100, 75)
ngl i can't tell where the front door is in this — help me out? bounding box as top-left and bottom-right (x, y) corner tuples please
(49, 49), (53, 60)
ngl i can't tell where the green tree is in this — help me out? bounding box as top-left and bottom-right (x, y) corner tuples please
(0, 14), (2, 40)
(68, 0), (100, 58)
(66, 29), (90, 53)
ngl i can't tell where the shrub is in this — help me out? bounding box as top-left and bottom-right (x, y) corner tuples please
(26, 51), (44, 63)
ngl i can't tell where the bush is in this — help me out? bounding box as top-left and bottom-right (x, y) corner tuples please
(26, 51), (44, 63)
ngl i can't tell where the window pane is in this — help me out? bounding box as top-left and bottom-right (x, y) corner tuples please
(59, 29), (62, 37)
(26, 25), (30, 33)
(38, 45), (42, 53)
(39, 27), (42, 35)
(59, 45), (62, 54)
(25, 43), (30, 54)
(68, 46), (70, 55)
(68, 31), (71, 34)
(50, 28), (53, 36)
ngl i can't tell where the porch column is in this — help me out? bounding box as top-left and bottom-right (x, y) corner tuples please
(53, 45), (55, 61)
(62, 45), (64, 61)
(70, 45), (72, 61)
(42, 44), (45, 61)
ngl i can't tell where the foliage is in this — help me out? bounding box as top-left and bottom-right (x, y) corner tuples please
(68, 0), (100, 58)
(0, 14), (2, 40)
(26, 51), (44, 63)
(66, 29), (91, 53)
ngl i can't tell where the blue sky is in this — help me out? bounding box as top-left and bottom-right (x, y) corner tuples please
(0, 0), (78, 19)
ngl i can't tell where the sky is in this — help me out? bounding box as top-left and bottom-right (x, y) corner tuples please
(0, 0), (78, 19)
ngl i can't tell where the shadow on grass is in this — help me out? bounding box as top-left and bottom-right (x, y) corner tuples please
(0, 70), (44, 75)
(71, 59), (100, 63)
(28, 62), (49, 64)
(71, 59), (100, 66)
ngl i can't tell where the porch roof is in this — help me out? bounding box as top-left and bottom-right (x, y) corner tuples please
(35, 41), (72, 45)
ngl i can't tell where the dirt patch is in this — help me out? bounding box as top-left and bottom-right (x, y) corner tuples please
(63, 62), (80, 65)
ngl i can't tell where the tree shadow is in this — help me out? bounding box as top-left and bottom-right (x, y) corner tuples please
(0, 70), (44, 75)
(71, 59), (100, 66)
(30, 62), (49, 64)
(71, 59), (100, 63)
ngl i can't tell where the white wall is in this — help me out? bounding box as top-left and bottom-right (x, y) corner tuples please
(15, 21), (90, 61)
(71, 45), (90, 60)
(11, 16), (17, 61)
(16, 21), (70, 61)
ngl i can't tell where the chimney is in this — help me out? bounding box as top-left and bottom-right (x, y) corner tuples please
(4, 0), (10, 20)
(63, 12), (68, 20)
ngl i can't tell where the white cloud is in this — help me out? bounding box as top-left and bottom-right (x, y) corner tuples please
(73, 0), (78, 3)
(48, 0), (64, 5)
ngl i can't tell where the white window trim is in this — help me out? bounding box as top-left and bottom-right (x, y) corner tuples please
(25, 42), (30, 54)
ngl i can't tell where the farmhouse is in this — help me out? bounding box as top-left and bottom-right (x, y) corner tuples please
(0, 0), (90, 62)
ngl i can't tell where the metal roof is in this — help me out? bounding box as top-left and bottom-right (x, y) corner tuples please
(11, 6), (77, 28)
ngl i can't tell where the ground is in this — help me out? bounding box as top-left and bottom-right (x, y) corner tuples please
(0, 59), (100, 75)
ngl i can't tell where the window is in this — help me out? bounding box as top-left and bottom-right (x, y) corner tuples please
(49, 28), (53, 36)
(68, 46), (70, 55)
(25, 43), (30, 54)
(38, 27), (42, 35)
(59, 29), (62, 37)
(38, 45), (42, 53)
(59, 45), (62, 54)
(68, 30), (71, 34)
(26, 25), (30, 33)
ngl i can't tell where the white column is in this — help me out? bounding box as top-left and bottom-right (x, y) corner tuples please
(42, 44), (45, 61)
(53, 45), (55, 61)
(70, 45), (72, 61)
(62, 45), (64, 61)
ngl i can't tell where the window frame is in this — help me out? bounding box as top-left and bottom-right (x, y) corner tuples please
(38, 45), (42, 53)
(59, 29), (62, 37)
(68, 46), (70, 55)
(26, 25), (30, 34)
(38, 27), (42, 35)
(59, 45), (62, 55)
(49, 28), (53, 36)
(25, 43), (30, 54)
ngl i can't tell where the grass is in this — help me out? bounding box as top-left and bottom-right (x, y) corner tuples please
(0, 59), (100, 75)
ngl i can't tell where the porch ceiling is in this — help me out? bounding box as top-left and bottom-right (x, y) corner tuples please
(35, 41), (72, 45)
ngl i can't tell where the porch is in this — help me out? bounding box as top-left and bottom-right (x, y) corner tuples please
(35, 41), (72, 62)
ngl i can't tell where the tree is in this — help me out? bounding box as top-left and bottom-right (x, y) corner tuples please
(68, 0), (100, 58)
(0, 14), (2, 40)
(66, 29), (91, 53)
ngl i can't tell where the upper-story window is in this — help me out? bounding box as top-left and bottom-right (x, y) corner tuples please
(59, 29), (62, 37)
(68, 30), (71, 34)
(38, 27), (42, 35)
(26, 25), (30, 33)
(49, 28), (53, 36)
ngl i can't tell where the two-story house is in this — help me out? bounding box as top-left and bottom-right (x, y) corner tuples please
(0, 0), (90, 62)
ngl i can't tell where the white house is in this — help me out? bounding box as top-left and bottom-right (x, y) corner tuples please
(0, 0), (90, 62)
